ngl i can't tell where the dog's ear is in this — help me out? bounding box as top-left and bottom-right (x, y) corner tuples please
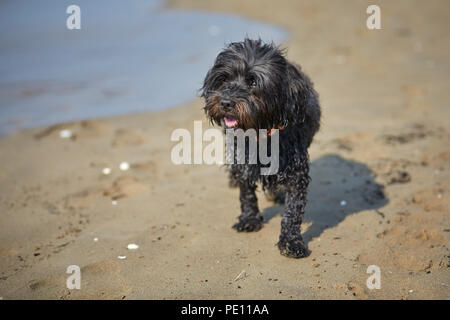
(201, 63), (220, 98)
(200, 68), (212, 98)
(286, 62), (321, 146)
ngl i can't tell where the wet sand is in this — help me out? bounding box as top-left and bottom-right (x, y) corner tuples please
(0, 0), (449, 299)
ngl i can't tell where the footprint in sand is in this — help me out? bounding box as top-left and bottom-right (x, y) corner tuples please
(412, 186), (448, 212)
(131, 161), (157, 175)
(330, 132), (372, 151)
(34, 120), (109, 140)
(77, 260), (131, 299)
(420, 150), (450, 167)
(28, 278), (62, 293)
(26, 260), (130, 299)
(382, 123), (431, 145)
(329, 132), (387, 160)
(372, 159), (414, 185)
(360, 205), (447, 274)
(102, 176), (149, 200)
(366, 225), (445, 272)
(63, 188), (105, 211)
(63, 176), (149, 211)
(112, 128), (146, 147)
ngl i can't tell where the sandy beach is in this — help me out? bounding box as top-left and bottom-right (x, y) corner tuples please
(0, 0), (449, 299)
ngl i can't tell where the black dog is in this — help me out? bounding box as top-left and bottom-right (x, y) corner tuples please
(201, 38), (321, 258)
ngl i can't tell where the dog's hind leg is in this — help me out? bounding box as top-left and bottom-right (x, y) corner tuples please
(233, 182), (263, 232)
(277, 159), (310, 258)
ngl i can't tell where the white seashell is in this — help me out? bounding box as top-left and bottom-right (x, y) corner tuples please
(119, 162), (130, 171)
(59, 129), (72, 139)
(127, 244), (139, 250)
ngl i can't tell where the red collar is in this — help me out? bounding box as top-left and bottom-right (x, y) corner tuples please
(267, 124), (285, 136)
(257, 124), (285, 140)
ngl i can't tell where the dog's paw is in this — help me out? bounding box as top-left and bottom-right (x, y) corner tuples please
(233, 215), (263, 232)
(277, 236), (309, 258)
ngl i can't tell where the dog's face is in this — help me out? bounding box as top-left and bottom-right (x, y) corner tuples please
(201, 39), (288, 130)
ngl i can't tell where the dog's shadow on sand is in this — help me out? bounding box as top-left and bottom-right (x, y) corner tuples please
(261, 154), (388, 244)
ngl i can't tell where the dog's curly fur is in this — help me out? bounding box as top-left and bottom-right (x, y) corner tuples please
(201, 38), (321, 258)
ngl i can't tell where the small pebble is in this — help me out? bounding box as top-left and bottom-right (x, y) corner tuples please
(340, 200), (347, 206)
(112, 200), (118, 206)
(59, 129), (72, 139)
(93, 237), (98, 242)
(437, 193), (442, 199)
(409, 289), (414, 293)
(127, 243), (139, 250)
(102, 168), (111, 175)
(117, 256), (127, 260)
(119, 162), (130, 171)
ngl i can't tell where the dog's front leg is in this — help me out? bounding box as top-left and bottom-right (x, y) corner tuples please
(278, 180), (309, 258)
(233, 182), (263, 232)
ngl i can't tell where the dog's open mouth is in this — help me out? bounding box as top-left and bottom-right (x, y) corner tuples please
(224, 116), (238, 128)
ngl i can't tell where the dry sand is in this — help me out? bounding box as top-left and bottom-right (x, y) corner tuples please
(0, 0), (449, 299)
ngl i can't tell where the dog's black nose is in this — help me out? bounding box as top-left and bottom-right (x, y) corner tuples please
(220, 99), (235, 110)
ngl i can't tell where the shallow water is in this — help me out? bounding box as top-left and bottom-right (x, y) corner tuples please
(0, 0), (287, 135)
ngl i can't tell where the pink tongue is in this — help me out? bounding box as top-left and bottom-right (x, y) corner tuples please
(224, 117), (238, 127)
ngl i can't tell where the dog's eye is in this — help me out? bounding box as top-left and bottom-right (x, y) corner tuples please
(248, 77), (257, 88)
